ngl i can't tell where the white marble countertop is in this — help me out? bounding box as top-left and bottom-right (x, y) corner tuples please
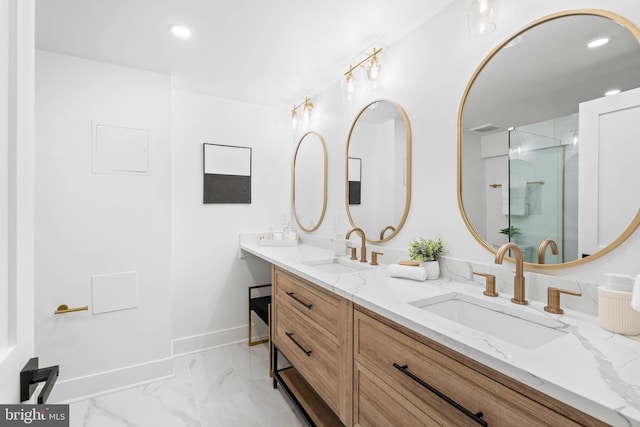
(240, 239), (640, 426)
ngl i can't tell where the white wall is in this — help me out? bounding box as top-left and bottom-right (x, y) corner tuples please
(34, 51), (289, 399)
(35, 51), (173, 400)
(299, 0), (640, 282)
(170, 90), (287, 353)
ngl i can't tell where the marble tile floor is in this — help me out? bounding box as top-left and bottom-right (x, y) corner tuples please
(68, 342), (306, 427)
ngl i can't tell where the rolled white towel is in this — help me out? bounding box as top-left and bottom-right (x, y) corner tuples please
(388, 264), (427, 282)
(632, 274), (640, 312)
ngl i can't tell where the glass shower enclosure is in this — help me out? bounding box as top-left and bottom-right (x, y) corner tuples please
(506, 129), (579, 263)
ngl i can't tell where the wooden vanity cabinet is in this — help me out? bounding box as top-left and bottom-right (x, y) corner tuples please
(353, 305), (607, 427)
(272, 266), (353, 426)
(271, 264), (607, 427)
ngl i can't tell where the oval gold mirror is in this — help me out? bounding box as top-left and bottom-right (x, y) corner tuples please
(346, 100), (411, 243)
(458, 10), (640, 268)
(293, 131), (327, 232)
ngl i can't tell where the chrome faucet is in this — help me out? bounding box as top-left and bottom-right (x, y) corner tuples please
(495, 242), (527, 305)
(537, 238), (558, 264)
(345, 227), (367, 263)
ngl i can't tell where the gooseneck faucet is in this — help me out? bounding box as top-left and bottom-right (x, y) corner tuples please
(537, 238), (558, 264)
(379, 225), (396, 240)
(495, 242), (527, 305)
(345, 227), (367, 263)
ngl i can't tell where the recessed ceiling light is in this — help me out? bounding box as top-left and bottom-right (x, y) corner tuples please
(169, 24), (191, 39)
(605, 89), (621, 96)
(587, 37), (610, 48)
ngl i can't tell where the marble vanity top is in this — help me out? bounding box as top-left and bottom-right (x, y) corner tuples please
(240, 239), (640, 426)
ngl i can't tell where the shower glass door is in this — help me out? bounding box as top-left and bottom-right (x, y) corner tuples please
(508, 130), (575, 263)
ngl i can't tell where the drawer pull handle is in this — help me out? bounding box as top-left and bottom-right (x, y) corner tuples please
(285, 292), (313, 309)
(393, 363), (487, 426)
(285, 332), (312, 357)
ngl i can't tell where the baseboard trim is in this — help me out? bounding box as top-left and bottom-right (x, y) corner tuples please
(172, 325), (250, 356)
(52, 357), (174, 404)
(51, 326), (265, 403)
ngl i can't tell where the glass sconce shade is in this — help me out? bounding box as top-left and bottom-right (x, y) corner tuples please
(364, 54), (381, 91)
(365, 56), (380, 81)
(291, 108), (298, 129)
(302, 98), (313, 121)
(342, 70), (356, 103)
(467, 0), (498, 36)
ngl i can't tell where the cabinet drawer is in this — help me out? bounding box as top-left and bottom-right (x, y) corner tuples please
(354, 309), (581, 427)
(274, 266), (341, 340)
(274, 301), (340, 413)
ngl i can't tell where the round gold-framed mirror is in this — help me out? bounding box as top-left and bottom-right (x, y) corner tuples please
(293, 131), (327, 232)
(346, 100), (411, 243)
(458, 9), (640, 268)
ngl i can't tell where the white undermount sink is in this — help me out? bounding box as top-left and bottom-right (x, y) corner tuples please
(301, 257), (369, 275)
(409, 292), (566, 350)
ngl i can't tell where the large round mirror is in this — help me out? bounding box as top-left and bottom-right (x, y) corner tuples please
(459, 10), (640, 267)
(293, 131), (327, 232)
(346, 100), (411, 243)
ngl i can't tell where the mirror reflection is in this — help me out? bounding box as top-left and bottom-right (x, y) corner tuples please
(346, 100), (411, 243)
(293, 131), (327, 232)
(460, 11), (640, 266)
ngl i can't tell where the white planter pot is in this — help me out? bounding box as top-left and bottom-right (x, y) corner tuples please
(421, 260), (440, 280)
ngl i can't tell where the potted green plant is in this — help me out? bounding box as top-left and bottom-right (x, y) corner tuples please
(499, 225), (521, 242)
(408, 237), (446, 279)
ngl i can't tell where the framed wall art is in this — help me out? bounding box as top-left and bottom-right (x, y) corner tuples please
(203, 143), (252, 204)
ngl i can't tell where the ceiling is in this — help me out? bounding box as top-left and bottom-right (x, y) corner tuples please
(463, 13), (640, 133)
(35, 0), (456, 107)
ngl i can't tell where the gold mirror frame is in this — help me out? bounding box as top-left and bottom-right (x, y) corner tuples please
(457, 9), (640, 269)
(293, 131), (328, 233)
(346, 100), (412, 243)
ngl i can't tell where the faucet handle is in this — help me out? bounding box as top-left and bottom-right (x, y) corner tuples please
(473, 272), (498, 297)
(544, 287), (582, 314)
(370, 251), (383, 266)
(349, 247), (358, 260)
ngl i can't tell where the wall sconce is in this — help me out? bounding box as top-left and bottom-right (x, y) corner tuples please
(291, 97), (314, 130)
(466, 0), (498, 36)
(342, 47), (383, 103)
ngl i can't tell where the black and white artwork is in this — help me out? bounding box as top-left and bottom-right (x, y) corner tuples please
(348, 157), (361, 205)
(203, 143), (252, 204)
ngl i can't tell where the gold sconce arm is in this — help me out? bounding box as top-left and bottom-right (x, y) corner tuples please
(55, 304), (89, 315)
(344, 47), (383, 75)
